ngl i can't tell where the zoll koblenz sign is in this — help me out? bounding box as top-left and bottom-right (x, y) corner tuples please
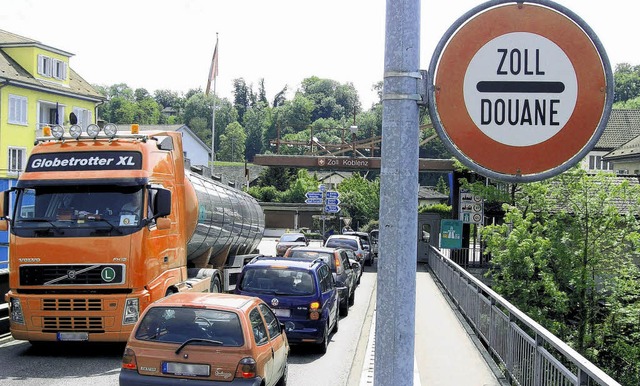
(428, 0), (613, 182)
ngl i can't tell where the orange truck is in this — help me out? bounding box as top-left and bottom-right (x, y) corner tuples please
(1, 123), (264, 343)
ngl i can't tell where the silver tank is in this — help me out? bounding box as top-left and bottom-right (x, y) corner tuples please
(184, 170), (264, 266)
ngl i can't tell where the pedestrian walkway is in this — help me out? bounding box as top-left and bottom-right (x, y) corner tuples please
(357, 266), (506, 385)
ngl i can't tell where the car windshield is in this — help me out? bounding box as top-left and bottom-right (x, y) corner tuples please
(135, 306), (244, 346)
(12, 185), (147, 237)
(240, 268), (315, 296)
(326, 238), (358, 250)
(280, 234), (305, 242)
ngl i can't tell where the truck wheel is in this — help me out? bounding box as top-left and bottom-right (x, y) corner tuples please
(210, 276), (222, 293)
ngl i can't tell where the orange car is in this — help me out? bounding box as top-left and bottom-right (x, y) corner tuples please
(119, 292), (289, 386)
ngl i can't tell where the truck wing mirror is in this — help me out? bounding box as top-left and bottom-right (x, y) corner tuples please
(154, 188), (172, 218)
(0, 190), (9, 219)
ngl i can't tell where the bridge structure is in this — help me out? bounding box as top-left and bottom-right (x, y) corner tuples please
(358, 246), (622, 386)
(253, 124), (455, 172)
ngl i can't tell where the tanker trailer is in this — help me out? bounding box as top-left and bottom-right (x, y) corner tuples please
(183, 168), (265, 292)
(2, 124), (264, 343)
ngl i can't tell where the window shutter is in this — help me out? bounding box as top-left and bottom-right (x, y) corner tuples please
(38, 55), (44, 75)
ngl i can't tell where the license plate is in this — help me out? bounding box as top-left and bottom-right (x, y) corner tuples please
(162, 362), (210, 377)
(57, 332), (89, 341)
(274, 308), (291, 318)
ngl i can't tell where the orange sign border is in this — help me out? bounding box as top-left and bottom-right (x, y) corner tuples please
(433, 3), (609, 177)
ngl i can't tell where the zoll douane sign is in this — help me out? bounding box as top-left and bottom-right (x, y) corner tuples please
(428, 0), (613, 182)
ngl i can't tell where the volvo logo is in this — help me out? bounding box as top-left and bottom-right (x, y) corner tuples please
(67, 270), (77, 280)
(271, 298), (279, 307)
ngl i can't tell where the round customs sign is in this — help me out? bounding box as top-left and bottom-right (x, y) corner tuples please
(428, 0), (613, 182)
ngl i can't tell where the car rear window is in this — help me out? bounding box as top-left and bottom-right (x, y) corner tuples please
(240, 267), (315, 296)
(280, 234), (304, 242)
(326, 238), (358, 250)
(287, 250), (332, 265)
(135, 306), (244, 346)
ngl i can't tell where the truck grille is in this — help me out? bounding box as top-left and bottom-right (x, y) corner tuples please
(43, 298), (102, 311)
(20, 264), (125, 286)
(43, 316), (104, 331)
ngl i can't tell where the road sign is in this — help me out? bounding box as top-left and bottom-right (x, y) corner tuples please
(325, 198), (340, 206)
(459, 189), (483, 225)
(440, 219), (463, 249)
(305, 197), (323, 205)
(326, 191), (340, 199)
(312, 215), (335, 220)
(305, 191), (322, 199)
(325, 205), (340, 213)
(318, 184), (326, 192)
(429, 1), (612, 182)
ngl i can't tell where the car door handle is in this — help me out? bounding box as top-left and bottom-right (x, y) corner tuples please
(271, 347), (275, 358)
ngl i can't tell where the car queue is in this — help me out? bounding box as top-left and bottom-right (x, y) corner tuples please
(118, 233), (374, 385)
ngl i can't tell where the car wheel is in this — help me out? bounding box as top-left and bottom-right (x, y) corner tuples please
(210, 275), (222, 293)
(317, 323), (329, 354)
(276, 361), (288, 386)
(348, 289), (355, 307)
(333, 306), (339, 333)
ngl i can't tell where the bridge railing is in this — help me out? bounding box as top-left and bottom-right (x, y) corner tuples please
(427, 245), (620, 386)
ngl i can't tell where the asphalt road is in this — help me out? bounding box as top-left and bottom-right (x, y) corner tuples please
(0, 237), (377, 386)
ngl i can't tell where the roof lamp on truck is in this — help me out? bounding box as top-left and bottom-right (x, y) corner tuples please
(0, 122), (264, 344)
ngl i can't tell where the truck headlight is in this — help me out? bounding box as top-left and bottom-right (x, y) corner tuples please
(9, 298), (25, 325)
(122, 298), (139, 325)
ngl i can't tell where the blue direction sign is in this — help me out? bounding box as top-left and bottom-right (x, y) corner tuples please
(305, 197), (323, 204)
(306, 191), (323, 199)
(318, 184), (327, 192)
(325, 198), (340, 206)
(326, 191), (340, 199)
(325, 205), (341, 213)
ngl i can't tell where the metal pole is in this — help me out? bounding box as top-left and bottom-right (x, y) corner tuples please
(211, 90), (216, 168)
(375, 0), (420, 384)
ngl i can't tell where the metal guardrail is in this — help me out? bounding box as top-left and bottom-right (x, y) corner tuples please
(427, 246), (621, 386)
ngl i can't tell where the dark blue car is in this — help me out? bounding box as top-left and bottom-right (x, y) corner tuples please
(235, 256), (339, 353)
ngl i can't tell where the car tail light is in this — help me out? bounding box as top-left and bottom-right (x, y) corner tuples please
(121, 347), (137, 370)
(236, 357), (257, 379)
(309, 301), (321, 320)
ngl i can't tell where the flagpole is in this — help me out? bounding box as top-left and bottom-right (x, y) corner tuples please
(207, 33), (219, 171)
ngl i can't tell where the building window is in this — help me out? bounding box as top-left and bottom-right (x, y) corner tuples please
(53, 59), (67, 80)
(37, 55), (52, 77)
(72, 107), (91, 129)
(9, 95), (28, 125)
(8, 147), (26, 174)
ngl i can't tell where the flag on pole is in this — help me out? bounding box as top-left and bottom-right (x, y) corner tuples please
(205, 35), (219, 96)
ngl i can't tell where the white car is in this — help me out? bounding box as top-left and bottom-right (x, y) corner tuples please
(324, 234), (371, 266)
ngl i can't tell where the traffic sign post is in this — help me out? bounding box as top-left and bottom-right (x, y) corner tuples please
(305, 191), (322, 199)
(428, 0), (613, 182)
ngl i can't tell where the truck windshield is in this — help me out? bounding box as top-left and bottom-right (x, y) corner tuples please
(12, 185), (146, 237)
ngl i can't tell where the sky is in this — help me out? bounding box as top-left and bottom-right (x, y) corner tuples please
(1, 0), (638, 108)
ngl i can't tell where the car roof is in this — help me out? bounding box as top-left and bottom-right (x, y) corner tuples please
(246, 256), (325, 270)
(327, 234), (361, 242)
(289, 246), (340, 253)
(152, 292), (257, 311)
(343, 231), (369, 237)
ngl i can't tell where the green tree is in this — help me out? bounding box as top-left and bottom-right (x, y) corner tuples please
(233, 78), (251, 122)
(255, 166), (297, 191)
(337, 173), (380, 227)
(218, 121), (246, 162)
(482, 168), (640, 382)
(243, 106), (272, 162)
(614, 63), (640, 103)
(279, 169), (319, 203)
